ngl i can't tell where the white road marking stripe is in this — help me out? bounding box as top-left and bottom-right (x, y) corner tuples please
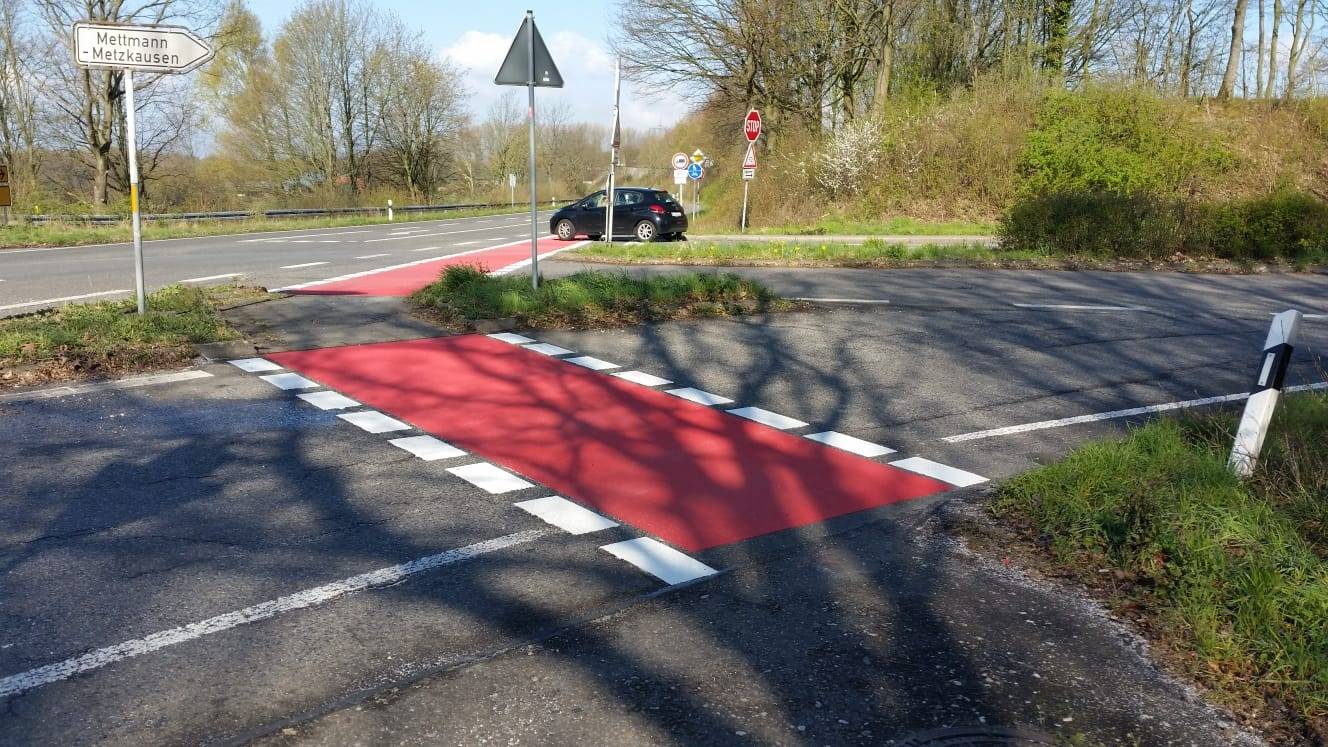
(1272, 312), (1326, 319)
(889, 457), (987, 487)
(565, 356), (620, 371)
(1011, 303), (1149, 312)
(240, 229), (372, 243)
(726, 406), (808, 430)
(0, 289), (131, 312)
(447, 463), (535, 494)
(804, 431), (896, 457)
(389, 435), (466, 461)
(279, 261), (330, 269)
(515, 496), (619, 535)
(488, 332), (536, 344)
(523, 342), (575, 356)
(412, 245), (444, 252)
(487, 242), (588, 276)
(259, 373), (319, 390)
(297, 391), (361, 410)
(180, 273), (241, 283)
(362, 223), (527, 243)
(0, 530), (550, 699)
(453, 241), (479, 246)
(666, 387), (734, 406)
(942, 382), (1328, 443)
(600, 538), (718, 586)
(0, 370), (211, 403)
(612, 371), (673, 387)
(795, 297), (891, 304)
(274, 240), (535, 292)
(228, 358), (282, 373)
(355, 254), (391, 259)
(338, 410), (411, 433)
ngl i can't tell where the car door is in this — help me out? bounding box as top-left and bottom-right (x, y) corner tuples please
(576, 191), (607, 235)
(613, 190), (644, 235)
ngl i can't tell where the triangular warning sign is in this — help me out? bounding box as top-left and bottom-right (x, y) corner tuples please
(494, 15), (563, 88)
(742, 143), (758, 169)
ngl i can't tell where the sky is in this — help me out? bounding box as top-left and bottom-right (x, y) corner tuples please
(248, 0), (688, 132)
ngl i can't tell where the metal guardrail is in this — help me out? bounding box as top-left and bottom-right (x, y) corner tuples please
(22, 200), (573, 225)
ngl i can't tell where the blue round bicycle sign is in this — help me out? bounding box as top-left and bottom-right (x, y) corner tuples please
(687, 163), (703, 180)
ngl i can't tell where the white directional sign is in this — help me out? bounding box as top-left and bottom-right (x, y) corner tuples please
(73, 22), (214, 74)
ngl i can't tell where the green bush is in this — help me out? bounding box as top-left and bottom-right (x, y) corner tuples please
(1017, 86), (1234, 197)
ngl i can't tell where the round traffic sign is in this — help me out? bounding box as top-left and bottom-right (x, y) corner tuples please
(744, 109), (762, 142)
(687, 163), (703, 180)
(671, 152), (689, 170)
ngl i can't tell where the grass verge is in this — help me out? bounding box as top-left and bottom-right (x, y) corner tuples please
(990, 394), (1328, 744)
(749, 216), (997, 236)
(1, 284), (270, 388)
(570, 239), (1322, 273)
(409, 266), (797, 329)
(0, 205), (538, 249)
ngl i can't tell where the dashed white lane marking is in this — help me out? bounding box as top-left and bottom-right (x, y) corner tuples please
(804, 431), (896, 457)
(447, 462), (535, 494)
(487, 241), (589, 276)
(0, 370), (212, 403)
(412, 245), (444, 252)
(355, 253), (391, 259)
(240, 229), (372, 242)
(612, 370), (673, 387)
(452, 240), (479, 246)
(0, 530), (550, 700)
(362, 223), (526, 243)
(259, 373), (319, 390)
(297, 391), (361, 410)
(275, 242), (530, 292)
(726, 406), (808, 430)
(1011, 303), (1149, 312)
(0, 289), (132, 312)
(565, 355), (620, 371)
(795, 297), (891, 304)
(515, 496), (619, 535)
(523, 342), (575, 356)
(389, 435), (467, 461)
(666, 387), (734, 406)
(941, 382), (1328, 443)
(180, 273), (241, 283)
(600, 538), (718, 586)
(488, 332), (536, 344)
(228, 358), (282, 373)
(889, 457), (987, 487)
(279, 261), (330, 269)
(338, 410), (411, 433)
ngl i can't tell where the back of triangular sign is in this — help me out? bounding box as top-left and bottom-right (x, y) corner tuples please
(494, 16), (564, 88)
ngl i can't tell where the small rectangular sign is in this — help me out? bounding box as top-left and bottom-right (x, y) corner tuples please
(673, 168), (688, 185)
(0, 163), (8, 184)
(0, 185), (10, 207)
(742, 168), (756, 181)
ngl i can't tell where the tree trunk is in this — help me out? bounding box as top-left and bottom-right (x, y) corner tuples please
(870, 1), (895, 118)
(1218, 0), (1251, 98)
(1267, 0), (1282, 98)
(1256, 0), (1266, 97)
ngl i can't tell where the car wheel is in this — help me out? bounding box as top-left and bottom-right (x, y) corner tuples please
(588, 233), (602, 241)
(555, 219), (576, 241)
(635, 221), (657, 242)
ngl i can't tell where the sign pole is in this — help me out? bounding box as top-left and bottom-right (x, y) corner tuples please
(125, 71), (146, 315)
(525, 11), (540, 289)
(741, 181), (749, 232)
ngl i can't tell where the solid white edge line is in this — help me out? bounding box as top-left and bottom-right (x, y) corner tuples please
(0, 530), (551, 699)
(0, 289), (132, 312)
(794, 297), (891, 304)
(180, 273), (242, 283)
(487, 242), (589, 276)
(0, 370), (212, 403)
(272, 238), (551, 292)
(279, 262), (330, 269)
(941, 383), (1328, 443)
(1011, 303), (1150, 312)
(600, 537), (718, 586)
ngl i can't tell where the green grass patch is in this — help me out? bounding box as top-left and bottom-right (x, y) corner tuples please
(1, 284), (268, 385)
(410, 266), (793, 329)
(993, 394), (1328, 740)
(748, 216), (997, 237)
(0, 205), (533, 249)
(574, 239), (1044, 267)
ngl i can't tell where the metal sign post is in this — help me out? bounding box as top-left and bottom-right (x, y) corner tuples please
(740, 110), (761, 233)
(604, 58), (622, 243)
(508, 173), (516, 207)
(72, 21), (213, 315)
(495, 11), (563, 289)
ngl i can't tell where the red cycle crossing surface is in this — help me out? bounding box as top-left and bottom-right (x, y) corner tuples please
(289, 236), (574, 296)
(269, 335), (951, 551)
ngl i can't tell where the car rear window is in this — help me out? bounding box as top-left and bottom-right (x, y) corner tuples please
(650, 191), (679, 204)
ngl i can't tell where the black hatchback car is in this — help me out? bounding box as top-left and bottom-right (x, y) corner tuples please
(550, 187), (688, 242)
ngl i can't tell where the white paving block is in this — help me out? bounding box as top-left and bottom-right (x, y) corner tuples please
(515, 496), (618, 535)
(447, 462), (534, 494)
(259, 373), (319, 390)
(889, 457), (987, 487)
(488, 332), (535, 345)
(565, 356), (620, 371)
(665, 387), (734, 406)
(612, 370), (673, 387)
(297, 391), (361, 410)
(389, 435), (467, 461)
(726, 406), (808, 430)
(228, 358), (282, 373)
(804, 431), (896, 458)
(600, 538), (718, 585)
(338, 410), (412, 434)
(523, 342), (574, 356)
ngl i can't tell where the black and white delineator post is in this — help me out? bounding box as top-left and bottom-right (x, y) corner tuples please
(1229, 309), (1303, 476)
(495, 11), (563, 289)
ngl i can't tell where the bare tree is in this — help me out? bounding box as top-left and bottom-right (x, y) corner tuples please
(1218, 0), (1251, 97)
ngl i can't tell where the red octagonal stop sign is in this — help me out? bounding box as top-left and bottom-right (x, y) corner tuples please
(744, 109), (762, 142)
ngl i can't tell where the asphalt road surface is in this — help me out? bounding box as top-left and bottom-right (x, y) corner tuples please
(0, 210), (556, 315)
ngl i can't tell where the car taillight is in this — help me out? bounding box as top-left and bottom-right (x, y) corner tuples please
(649, 204), (666, 214)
